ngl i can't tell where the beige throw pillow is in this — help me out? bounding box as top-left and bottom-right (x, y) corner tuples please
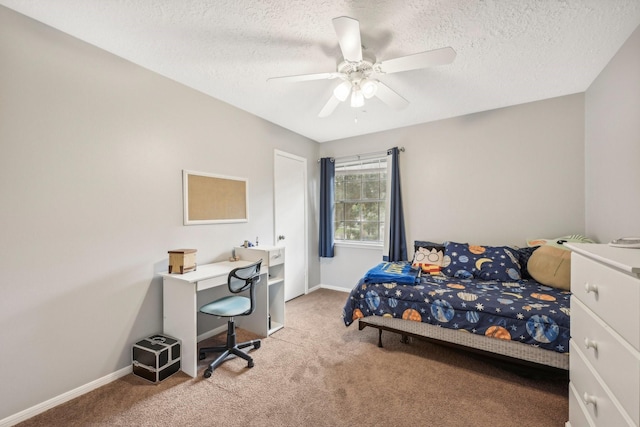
(527, 245), (571, 290)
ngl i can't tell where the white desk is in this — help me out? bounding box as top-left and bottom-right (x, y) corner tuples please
(160, 260), (268, 377)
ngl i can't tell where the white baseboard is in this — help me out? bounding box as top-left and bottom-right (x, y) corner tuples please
(0, 365), (132, 427)
(197, 325), (227, 342)
(309, 284), (351, 293)
(307, 284), (322, 293)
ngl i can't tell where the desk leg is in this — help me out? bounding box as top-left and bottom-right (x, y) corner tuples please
(163, 278), (198, 378)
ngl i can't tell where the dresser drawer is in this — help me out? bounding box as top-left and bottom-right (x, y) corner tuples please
(570, 341), (635, 426)
(568, 381), (595, 427)
(571, 253), (640, 350)
(268, 248), (285, 266)
(571, 297), (640, 424)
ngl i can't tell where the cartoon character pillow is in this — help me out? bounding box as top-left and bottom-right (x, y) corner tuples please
(411, 241), (445, 275)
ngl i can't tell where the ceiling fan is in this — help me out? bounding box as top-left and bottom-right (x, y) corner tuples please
(267, 16), (456, 118)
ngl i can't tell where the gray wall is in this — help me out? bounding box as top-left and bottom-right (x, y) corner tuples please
(585, 24), (640, 241)
(0, 6), (319, 420)
(319, 94), (586, 290)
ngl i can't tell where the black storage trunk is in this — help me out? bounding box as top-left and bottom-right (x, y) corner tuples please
(132, 334), (181, 383)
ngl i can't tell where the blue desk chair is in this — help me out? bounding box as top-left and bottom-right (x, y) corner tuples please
(198, 259), (263, 378)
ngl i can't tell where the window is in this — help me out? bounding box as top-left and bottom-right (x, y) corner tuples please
(334, 157), (387, 243)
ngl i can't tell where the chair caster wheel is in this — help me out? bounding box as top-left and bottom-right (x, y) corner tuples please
(203, 369), (212, 378)
(254, 341), (261, 350)
(248, 361), (254, 368)
(199, 353), (206, 360)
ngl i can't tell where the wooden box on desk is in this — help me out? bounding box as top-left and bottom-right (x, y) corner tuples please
(132, 334), (181, 383)
(168, 249), (197, 274)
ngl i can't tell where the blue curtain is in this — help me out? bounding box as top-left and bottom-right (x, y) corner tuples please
(384, 147), (407, 262)
(319, 157), (335, 258)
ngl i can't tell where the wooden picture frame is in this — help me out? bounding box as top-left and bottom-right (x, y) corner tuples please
(183, 170), (248, 225)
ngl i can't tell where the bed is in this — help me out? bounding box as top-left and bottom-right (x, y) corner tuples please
(342, 241), (571, 370)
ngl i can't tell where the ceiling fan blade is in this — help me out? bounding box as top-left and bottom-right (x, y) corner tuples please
(318, 95), (341, 118)
(376, 47), (456, 74)
(374, 81), (409, 110)
(332, 16), (362, 63)
(268, 72), (342, 83)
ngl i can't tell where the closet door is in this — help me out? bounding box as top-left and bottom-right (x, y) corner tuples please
(274, 150), (307, 301)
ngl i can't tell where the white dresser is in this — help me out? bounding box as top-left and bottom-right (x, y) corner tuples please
(565, 243), (640, 427)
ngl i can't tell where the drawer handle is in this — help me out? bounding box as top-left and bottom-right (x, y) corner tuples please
(584, 338), (598, 351)
(583, 392), (597, 407)
(584, 282), (599, 294)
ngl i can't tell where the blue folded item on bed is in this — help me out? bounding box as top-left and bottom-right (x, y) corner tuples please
(363, 262), (419, 285)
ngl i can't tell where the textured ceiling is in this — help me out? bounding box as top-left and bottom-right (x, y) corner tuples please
(2, 0), (639, 142)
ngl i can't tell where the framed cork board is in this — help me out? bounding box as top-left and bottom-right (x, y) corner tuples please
(183, 170), (248, 225)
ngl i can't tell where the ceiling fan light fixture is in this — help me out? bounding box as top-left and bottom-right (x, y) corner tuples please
(361, 79), (378, 99)
(269, 16), (456, 118)
(333, 81), (352, 102)
(351, 87), (364, 108)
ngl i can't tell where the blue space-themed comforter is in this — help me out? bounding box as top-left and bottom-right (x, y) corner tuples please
(342, 263), (571, 353)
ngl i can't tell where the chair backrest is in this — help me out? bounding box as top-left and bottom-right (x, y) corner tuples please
(227, 259), (262, 315)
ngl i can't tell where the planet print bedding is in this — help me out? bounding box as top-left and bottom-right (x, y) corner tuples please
(342, 261), (570, 354)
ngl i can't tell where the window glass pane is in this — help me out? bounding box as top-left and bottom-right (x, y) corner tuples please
(362, 222), (380, 241)
(362, 179), (380, 199)
(344, 202), (360, 221)
(344, 221), (361, 240)
(335, 178), (344, 200)
(361, 202), (379, 221)
(363, 172), (378, 180)
(345, 179), (361, 200)
(334, 221), (345, 240)
(334, 203), (344, 222)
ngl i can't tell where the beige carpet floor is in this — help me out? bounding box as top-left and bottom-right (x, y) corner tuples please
(17, 288), (568, 426)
